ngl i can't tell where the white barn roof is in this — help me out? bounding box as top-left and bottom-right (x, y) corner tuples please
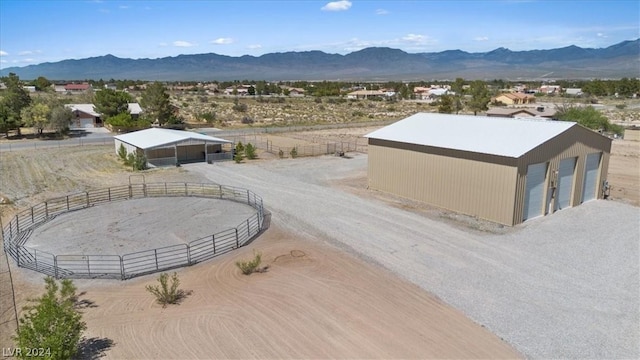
(365, 113), (577, 158)
(114, 128), (231, 150)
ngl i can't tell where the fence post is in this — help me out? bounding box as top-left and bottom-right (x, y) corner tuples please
(247, 190), (250, 205)
(247, 219), (250, 237)
(212, 234), (216, 254)
(31, 207), (34, 224)
(87, 256), (91, 276)
(34, 249), (38, 271)
(185, 183), (188, 196)
(16, 246), (20, 266)
(54, 256), (59, 279)
(108, 188), (111, 202)
(86, 192), (90, 207)
(143, 184), (147, 197)
(45, 201), (48, 218)
(66, 196), (70, 210)
(120, 256), (125, 280)
(219, 185), (223, 199)
(15, 215), (19, 233)
(235, 228), (239, 248)
(165, 183), (168, 195)
(154, 249), (159, 270)
(129, 185), (132, 198)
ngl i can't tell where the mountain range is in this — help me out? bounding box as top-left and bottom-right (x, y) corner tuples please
(1, 39), (638, 81)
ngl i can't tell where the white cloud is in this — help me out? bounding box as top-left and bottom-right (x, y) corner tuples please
(18, 50), (41, 56)
(173, 40), (197, 47)
(247, 44), (262, 49)
(0, 50), (8, 56)
(119, 5), (130, 9)
(597, 32), (607, 38)
(211, 38), (233, 45)
(376, 9), (389, 15)
(402, 34), (426, 43)
(474, 36), (489, 41)
(321, 1), (352, 12)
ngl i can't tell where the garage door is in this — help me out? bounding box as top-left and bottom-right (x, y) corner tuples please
(79, 118), (94, 128)
(555, 157), (576, 210)
(581, 153), (601, 203)
(523, 162), (548, 221)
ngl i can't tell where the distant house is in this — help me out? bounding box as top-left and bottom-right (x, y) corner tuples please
(22, 86), (36, 93)
(64, 83), (92, 93)
(565, 88), (583, 96)
(281, 86), (306, 97)
(65, 102), (144, 128)
(413, 85), (449, 100)
(540, 85), (561, 94)
(224, 85), (252, 96)
(494, 93), (536, 105)
(486, 105), (556, 119)
(346, 89), (387, 100)
(65, 104), (102, 128)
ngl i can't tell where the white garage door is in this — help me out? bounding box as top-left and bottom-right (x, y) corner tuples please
(523, 162), (548, 221)
(79, 118), (95, 128)
(582, 153), (601, 203)
(555, 157), (576, 210)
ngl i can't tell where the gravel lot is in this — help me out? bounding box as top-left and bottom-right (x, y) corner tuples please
(188, 154), (639, 359)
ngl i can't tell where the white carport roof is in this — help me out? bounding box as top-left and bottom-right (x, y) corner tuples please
(114, 128), (232, 150)
(365, 113), (577, 158)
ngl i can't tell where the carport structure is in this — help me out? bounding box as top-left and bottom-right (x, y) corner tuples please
(114, 128), (233, 167)
(365, 113), (612, 226)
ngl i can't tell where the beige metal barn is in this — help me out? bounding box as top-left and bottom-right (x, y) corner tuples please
(113, 128), (233, 167)
(365, 113), (612, 226)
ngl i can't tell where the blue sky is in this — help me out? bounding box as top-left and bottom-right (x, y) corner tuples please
(1, 0), (638, 68)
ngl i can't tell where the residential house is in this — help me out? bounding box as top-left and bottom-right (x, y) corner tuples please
(65, 102), (144, 128)
(64, 83), (92, 93)
(565, 88), (583, 96)
(494, 92), (536, 105)
(346, 89), (387, 100)
(540, 85), (562, 94)
(486, 105), (556, 119)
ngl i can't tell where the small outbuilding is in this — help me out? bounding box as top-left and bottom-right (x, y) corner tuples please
(114, 128), (233, 167)
(365, 113), (612, 226)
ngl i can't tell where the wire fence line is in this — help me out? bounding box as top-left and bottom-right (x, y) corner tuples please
(1, 183), (265, 280)
(226, 134), (368, 158)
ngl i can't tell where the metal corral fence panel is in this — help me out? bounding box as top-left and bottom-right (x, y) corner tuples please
(1, 182), (265, 280)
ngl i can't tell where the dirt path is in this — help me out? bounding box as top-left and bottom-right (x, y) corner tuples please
(55, 225), (519, 359)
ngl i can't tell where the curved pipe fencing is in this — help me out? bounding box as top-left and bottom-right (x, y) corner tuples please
(1, 183), (265, 280)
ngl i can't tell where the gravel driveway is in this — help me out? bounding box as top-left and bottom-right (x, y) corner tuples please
(187, 154), (639, 359)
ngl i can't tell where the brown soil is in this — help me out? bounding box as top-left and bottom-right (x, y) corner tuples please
(7, 225), (519, 359)
(608, 140), (640, 206)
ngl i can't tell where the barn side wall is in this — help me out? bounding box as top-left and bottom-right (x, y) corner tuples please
(513, 125), (611, 224)
(367, 139), (519, 226)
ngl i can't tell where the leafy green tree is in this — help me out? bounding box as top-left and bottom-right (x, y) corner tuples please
(105, 112), (134, 127)
(14, 277), (86, 360)
(94, 88), (131, 119)
(468, 80), (491, 115)
(33, 76), (52, 91)
(49, 106), (73, 135)
(556, 105), (622, 135)
(140, 82), (173, 126)
(234, 141), (245, 163)
(247, 86), (256, 96)
(0, 102), (20, 137)
(0, 73), (32, 135)
(438, 95), (454, 114)
(20, 102), (51, 135)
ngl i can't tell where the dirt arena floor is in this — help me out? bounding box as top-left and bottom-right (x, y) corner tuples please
(608, 139), (640, 206)
(8, 225), (521, 359)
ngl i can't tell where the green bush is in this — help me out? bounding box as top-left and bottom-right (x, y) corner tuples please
(234, 142), (245, 163)
(14, 277), (86, 360)
(117, 143), (128, 161)
(145, 272), (187, 308)
(278, 149), (284, 158)
(290, 147), (298, 158)
(235, 251), (262, 275)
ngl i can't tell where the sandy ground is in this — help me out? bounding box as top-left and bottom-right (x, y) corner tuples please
(7, 225), (521, 359)
(608, 139), (640, 206)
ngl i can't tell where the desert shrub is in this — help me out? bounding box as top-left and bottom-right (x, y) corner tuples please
(133, 153), (147, 171)
(278, 149), (284, 158)
(125, 153), (135, 166)
(199, 111), (216, 123)
(232, 99), (248, 112)
(145, 272), (186, 307)
(314, 97), (322, 103)
(290, 147), (298, 158)
(615, 104), (626, 109)
(235, 251), (262, 275)
(241, 116), (254, 124)
(352, 110), (365, 117)
(245, 143), (257, 159)
(386, 106), (396, 112)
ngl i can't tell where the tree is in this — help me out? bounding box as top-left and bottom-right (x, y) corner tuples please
(0, 73), (32, 135)
(20, 102), (51, 135)
(438, 95), (454, 114)
(33, 76), (52, 91)
(247, 85), (256, 96)
(234, 141), (245, 163)
(14, 277), (86, 360)
(140, 82), (173, 126)
(0, 102), (20, 137)
(555, 105), (622, 135)
(49, 106), (73, 134)
(245, 143), (257, 159)
(94, 88), (132, 119)
(468, 80), (491, 115)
